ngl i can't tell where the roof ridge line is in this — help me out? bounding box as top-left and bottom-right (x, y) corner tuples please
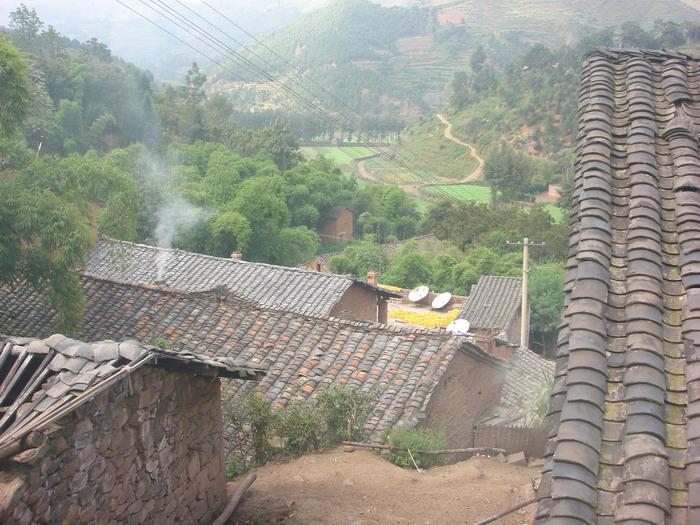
(79, 273), (451, 338)
(96, 236), (397, 297)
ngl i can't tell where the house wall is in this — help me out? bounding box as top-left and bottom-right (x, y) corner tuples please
(419, 351), (505, 449)
(331, 284), (380, 322)
(319, 208), (354, 243)
(1, 367), (226, 525)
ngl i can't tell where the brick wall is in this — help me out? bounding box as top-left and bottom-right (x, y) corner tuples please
(1, 368), (226, 525)
(419, 350), (505, 449)
(319, 208), (354, 243)
(331, 284), (379, 322)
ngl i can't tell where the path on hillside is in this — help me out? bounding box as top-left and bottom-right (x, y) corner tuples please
(436, 113), (484, 182)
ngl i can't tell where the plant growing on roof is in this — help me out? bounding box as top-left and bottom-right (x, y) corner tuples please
(316, 386), (372, 445)
(517, 371), (554, 427)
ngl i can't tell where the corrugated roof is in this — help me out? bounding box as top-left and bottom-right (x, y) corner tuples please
(0, 276), (501, 442)
(458, 275), (522, 330)
(0, 335), (264, 451)
(536, 48), (700, 524)
(85, 238), (396, 317)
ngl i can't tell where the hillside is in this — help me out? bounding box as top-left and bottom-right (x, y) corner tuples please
(210, 0), (700, 131)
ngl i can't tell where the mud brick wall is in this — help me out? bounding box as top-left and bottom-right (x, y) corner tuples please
(420, 350), (505, 449)
(1, 368), (226, 525)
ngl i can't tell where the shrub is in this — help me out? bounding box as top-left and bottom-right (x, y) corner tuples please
(223, 391), (277, 470)
(316, 387), (371, 445)
(385, 428), (446, 469)
(276, 401), (322, 454)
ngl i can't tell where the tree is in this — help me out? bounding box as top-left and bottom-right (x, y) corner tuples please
(382, 242), (431, 289)
(483, 144), (532, 203)
(327, 240), (387, 279)
(274, 227), (319, 266)
(0, 37), (31, 136)
(8, 4), (44, 50)
(529, 263), (565, 356)
(0, 182), (91, 332)
(184, 62), (207, 107)
(470, 45), (486, 72)
(450, 71), (468, 108)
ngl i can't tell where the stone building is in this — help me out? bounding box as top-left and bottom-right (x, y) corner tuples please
(0, 276), (505, 450)
(86, 237), (398, 323)
(318, 206), (354, 243)
(457, 275), (526, 356)
(0, 335), (263, 524)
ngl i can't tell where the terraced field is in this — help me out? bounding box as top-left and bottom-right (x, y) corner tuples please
(426, 183), (491, 203)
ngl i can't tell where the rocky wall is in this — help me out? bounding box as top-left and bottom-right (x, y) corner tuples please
(0, 367), (226, 524)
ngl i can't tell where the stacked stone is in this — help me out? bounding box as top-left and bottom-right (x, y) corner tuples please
(2, 368), (225, 525)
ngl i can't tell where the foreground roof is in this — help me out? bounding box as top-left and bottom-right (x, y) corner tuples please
(536, 48), (700, 524)
(0, 276), (501, 441)
(458, 275), (522, 330)
(0, 335), (264, 451)
(86, 238), (396, 317)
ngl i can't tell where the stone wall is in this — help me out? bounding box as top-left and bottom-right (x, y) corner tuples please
(1, 367), (226, 525)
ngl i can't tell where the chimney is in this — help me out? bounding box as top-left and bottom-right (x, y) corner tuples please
(230, 251), (242, 261)
(367, 271), (378, 286)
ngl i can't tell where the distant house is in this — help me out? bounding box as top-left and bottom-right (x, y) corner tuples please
(458, 275), (526, 355)
(318, 206), (354, 244)
(0, 335), (263, 525)
(311, 234), (445, 273)
(87, 238), (398, 323)
(0, 276), (505, 450)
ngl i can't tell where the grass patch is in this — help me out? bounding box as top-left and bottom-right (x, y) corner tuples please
(425, 184), (491, 203)
(301, 146), (374, 166)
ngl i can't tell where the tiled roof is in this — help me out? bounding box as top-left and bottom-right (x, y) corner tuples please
(85, 238), (396, 317)
(0, 335), (263, 451)
(479, 346), (555, 426)
(536, 48), (700, 524)
(457, 275), (522, 330)
(0, 277), (501, 442)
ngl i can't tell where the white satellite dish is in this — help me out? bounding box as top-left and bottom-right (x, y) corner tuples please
(446, 319), (471, 335)
(408, 285), (430, 303)
(431, 292), (452, 310)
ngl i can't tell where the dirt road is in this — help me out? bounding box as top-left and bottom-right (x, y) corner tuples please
(436, 113), (484, 182)
(229, 449), (539, 524)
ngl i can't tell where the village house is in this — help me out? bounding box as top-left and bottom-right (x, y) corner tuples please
(87, 237), (398, 323)
(0, 275), (505, 450)
(0, 335), (264, 524)
(457, 275), (526, 356)
(535, 48), (700, 523)
(318, 206), (354, 244)
(474, 346), (555, 458)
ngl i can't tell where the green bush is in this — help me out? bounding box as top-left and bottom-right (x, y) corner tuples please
(316, 387), (371, 446)
(276, 401), (321, 454)
(223, 391), (277, 470)
(385, 428), (446, 469)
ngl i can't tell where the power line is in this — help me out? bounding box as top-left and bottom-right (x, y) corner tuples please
(116, 0), (463, 203)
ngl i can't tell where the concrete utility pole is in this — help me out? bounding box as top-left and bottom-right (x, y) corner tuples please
(506, 237), (545, 348)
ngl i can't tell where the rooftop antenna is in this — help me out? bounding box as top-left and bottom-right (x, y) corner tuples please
(506, 237), (545, 348)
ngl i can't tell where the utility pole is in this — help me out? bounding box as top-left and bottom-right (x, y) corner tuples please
(506, 237), (545, 348)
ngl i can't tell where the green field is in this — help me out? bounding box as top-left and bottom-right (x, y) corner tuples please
(426, 183), (492, 203)
(301, 146), (374, 166)
(426, 184), (566, 223)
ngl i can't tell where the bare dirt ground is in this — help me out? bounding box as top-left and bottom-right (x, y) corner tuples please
(227, 449), (539, 525)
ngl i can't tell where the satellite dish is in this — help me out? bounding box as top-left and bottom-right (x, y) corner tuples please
(408, 285), (429, 303)
(432, 292), (452, 310)
(446, 319), (471, 335)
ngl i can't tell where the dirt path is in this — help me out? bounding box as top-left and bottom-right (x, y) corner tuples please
(436, 113), (484, 182)
(228, 449), (540, 525)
